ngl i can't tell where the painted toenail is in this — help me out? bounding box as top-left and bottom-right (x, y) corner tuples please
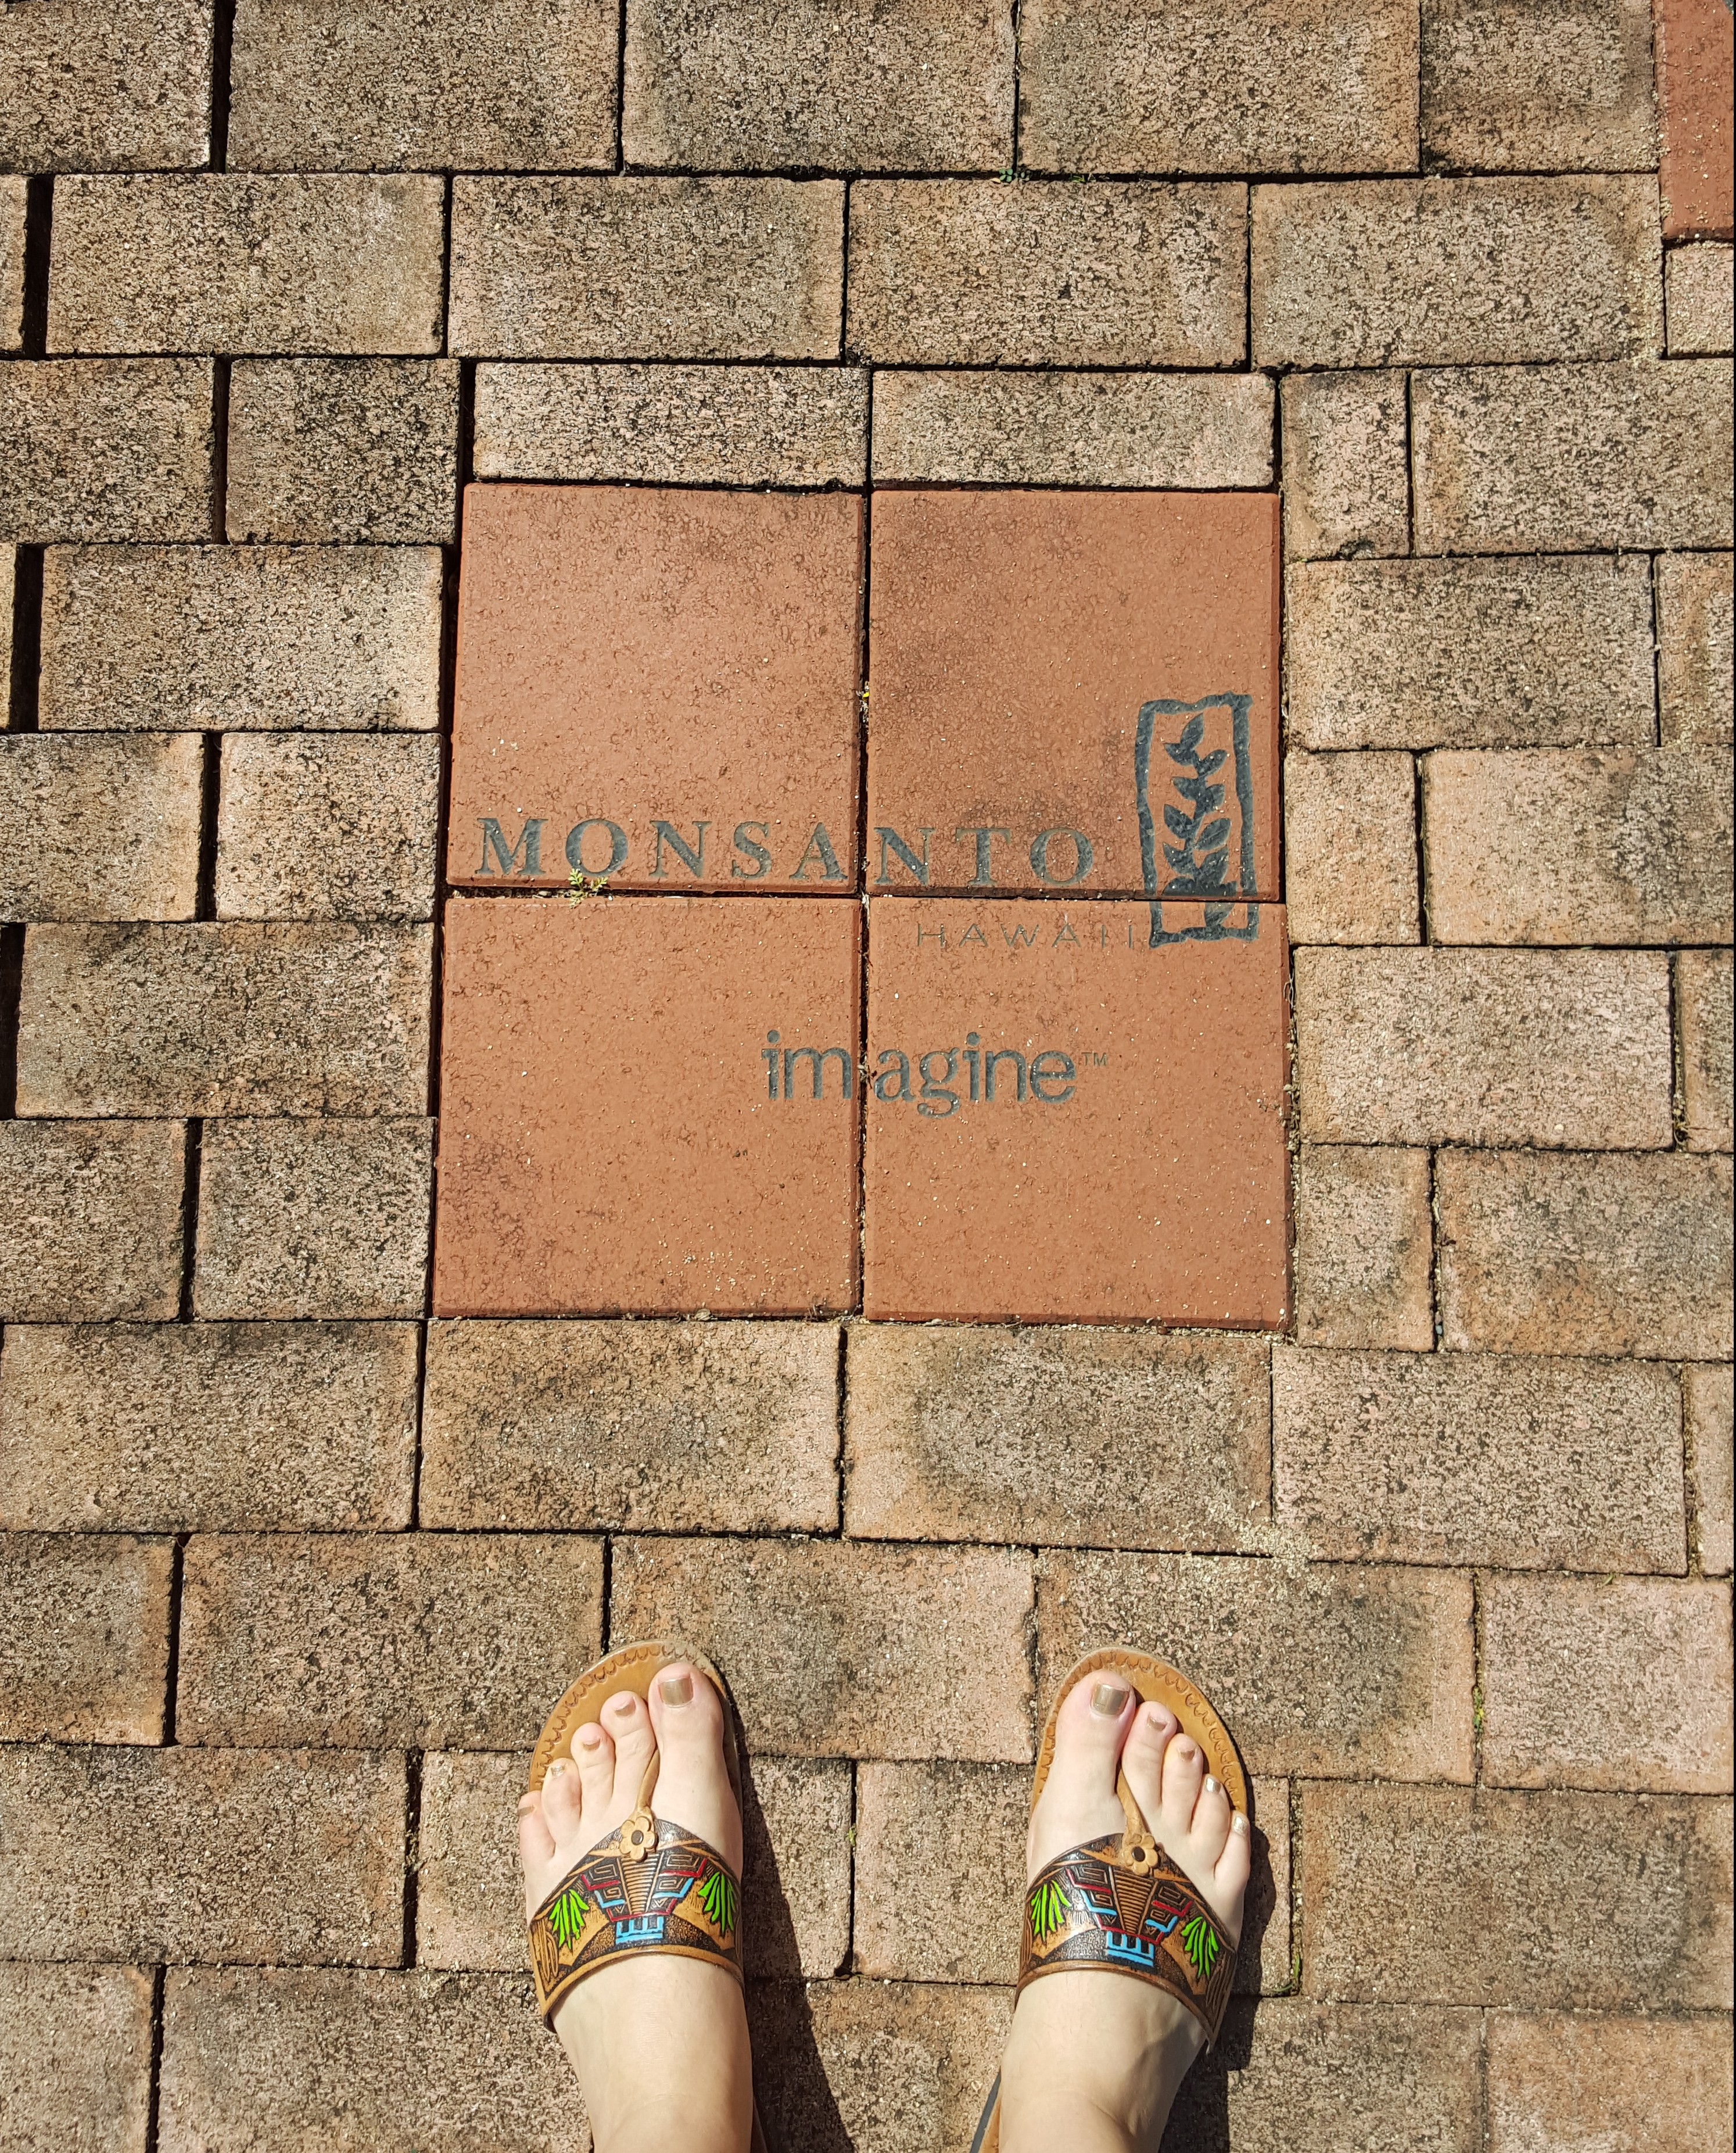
(548, 1756), (574, 1775)
(1204, 1775), (1221, 1796)
(659, 1672), (694, 1707)
(576, 1727), (603, 1751)
(1231, 1813), (1250, 1837)
(1091, 1682), (1129, 1716)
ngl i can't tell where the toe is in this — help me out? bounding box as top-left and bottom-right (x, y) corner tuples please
(602, 1690), (657, 1809)
(647, 1663), (742, 1870)
(1157, 1732), (1206, 1846)
(1118, 1699), (1178, 1829)
(571, 1720), (615, 1829)
(1028, 1667), (1138, 1875)
(1215, 1812), (1253, 1910)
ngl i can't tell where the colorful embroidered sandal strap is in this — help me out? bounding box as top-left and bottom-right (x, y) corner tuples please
(529, 1807), (744, 2024)
(1019, 1828), (1237, 2043)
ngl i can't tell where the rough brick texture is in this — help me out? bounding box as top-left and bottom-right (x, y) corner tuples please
(844, 1324), (1269, 1549)
(1295, 948), (1673, 1148)
(1680, 948), (1735, 1151)
(421, 1319), (840, 1535)
(216, 733), (440, 921)
(450, 179), (844, 360)
(16, 923), (432, 1117)
(625, 0), (1012, 172)
(0, 1744), (405, 1964)
(1273, 1347), (1685, 1571)
(1301, 1781), (1733, 2007)
(1038, 1552), (1475, 1781)
(1480, 1575), (1733, 1792)
(1286, 555), (1657, 749)
(1668, 241), (1735, 352)
(227, 360), (460, 544)
(0, 1964), (153, 2153)
(1487, 2014), (1734, 2153)
(48, 175), (444, 355)
(0, 1533), (171, 1744)
(1419, 0), (1657, 170)
(1657, 551), (1735, 744)
(1, 176), (24, 353)
(847, 182), (1245, 366)
(1436, 1147), (1733, 1358)
(1283, 751), (1419, 945)
(1293, 1146), (1434, 1350)
(0, 1119), (185, 1322)
(0, 732), (201, 922)
(228, 0), (618, 172)
(0, 0), (213, 172)
(1253, 178), (1662, 367)
(0, 360), (214, 544)
(1279, 372), (1409, 560)
(177, 1533), (604, 1749)
(193, 1119), (432, 1320)
(39, 543), (442, 736)
(0, 1321), (418, 1532)
(1689, 1363), (1735, 1577)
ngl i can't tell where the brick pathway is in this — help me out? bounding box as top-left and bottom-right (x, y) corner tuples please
(2, 5), (1733, 2150)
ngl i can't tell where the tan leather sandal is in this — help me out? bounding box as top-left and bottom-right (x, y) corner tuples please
(526, 1640), (768, 2153)
(971, 1647), (1250, 2153)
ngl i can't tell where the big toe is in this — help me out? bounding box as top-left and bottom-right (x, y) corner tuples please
(647, 1664), (741, 1870)
(1028, 1668), (1139, 1875)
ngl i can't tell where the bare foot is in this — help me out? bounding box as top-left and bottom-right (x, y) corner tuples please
(517, 1665), (753, 2153)
(998, 1672), (1252, 2153)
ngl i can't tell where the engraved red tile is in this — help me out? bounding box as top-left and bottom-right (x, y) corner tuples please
(446, 485), (863, 894)
(1656, 0), (1735, 241)
(866, 490), (1279, 901)
(433, 895), (859, 1316)
(862, 899), (1290, 1326)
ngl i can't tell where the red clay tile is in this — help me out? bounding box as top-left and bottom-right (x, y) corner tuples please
(862, 898), (1290, 1325)
(446, 485), (862, 894)
(866, 490), (1279, 901)
(433, 895), (859, 1315)
(1656, 0), (1734, 239)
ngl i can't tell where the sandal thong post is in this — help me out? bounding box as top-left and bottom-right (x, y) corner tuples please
(525, 1640), (767, 2153)
(972, 1647), (1251, 2153)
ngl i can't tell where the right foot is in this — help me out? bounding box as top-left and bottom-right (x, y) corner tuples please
(998, 1671), (1252, 2153)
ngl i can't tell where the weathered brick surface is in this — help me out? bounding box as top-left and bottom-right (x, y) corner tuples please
(1657, 551), (1735, 744)
(0, 1119), (185, 1322)
(1481, 1576), (1733, 1793)
(194, 1119), (432, 1320)
(0, 176), (24, 354)
(1273, 1347), (1685, 1571)
(0, 733), (201, 922)
(1301, 1781), (1733, 2007)
(1293, 1147), (1434, 1350)
(0, 1745), (405, 1964)
(227, 360), (460, 545)
(1688, 1363), (1735, 1577)
(1681, 950), (1735, 1152)
(1038, 1552), (1474, 1781)
(749, 1980), (1012, 2153)
(0, 1964), (153, 2153)
(450, 180), (844, 360)
(1412, 360), (1735, 553)
(216, 734), (439, 922)
(1283, 751), (1419, 945)
(1655, 0), (1735, 242)
(0, 545), (13, 695)
(48, 176), (444, 356)
(871, 369), (1273, 488)
(611, 1538), (1034, 1761)
(421, 1319), (839, 1535)
(16, 922), (432, 1116)
(1285, 555), (1656, 750)
(0, 1322), (418, 1532)
(0, 1534), (171, 1744)
(1436, 1148), (1734, 1359)
(1668, 241), (1735, 353)
(40, 544), (444, 734)
(473, 363), (867, 487)
(1419, 0), (1658, 171)
(1423, 747), (1734, 944)
(0, 360), (214, 544)
(625, 0), (1012, 171)
(1165, 2000), (1483, 2153)
(229, 0), (617, 172)
(847, 182), (1246, 367)
(844, 1324), (1269, 1550)
(176, 1533), (604, 1749)
(1253, 178), (1661, 367)
(159, 1971), (586, 2153)
(1279, 371), (1409, 560)
(1020, 0), (1418, 175)
(1487, 2014), (1734, 2153)
(0, 0), (212, 172)
(415, 1749), (851, 1979)
(1294, 949), (1672, 1148)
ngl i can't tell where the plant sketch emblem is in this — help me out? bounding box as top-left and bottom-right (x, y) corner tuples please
(1134, 694), (1260, 946)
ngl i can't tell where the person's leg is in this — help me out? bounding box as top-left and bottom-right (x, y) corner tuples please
(517, 1666), (754, 2153)
(998, 1675), (1251, 2153)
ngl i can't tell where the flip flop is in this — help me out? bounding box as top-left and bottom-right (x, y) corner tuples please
(525, 1640), (769, 2153)
(971, 1647), (1250, 2153)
